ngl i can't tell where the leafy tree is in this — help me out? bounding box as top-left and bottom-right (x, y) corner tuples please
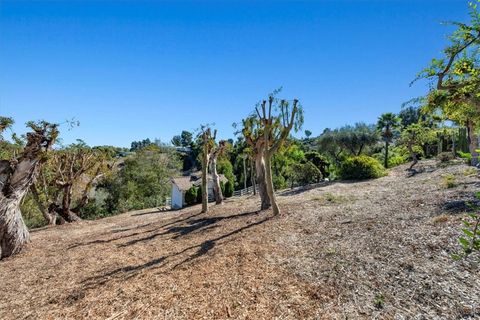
(180, 130), (193, 147)
(100, 150), (180, 213)
(171, 135), (182, 147)
(398, 122), (437, 171)
(377, 113), (401, 168)
(305, 130), (312, 139)
(415, 1), (480, 165)
(130, 138), (154, 152)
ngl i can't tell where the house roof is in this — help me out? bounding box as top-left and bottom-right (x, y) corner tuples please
(171, 172), (228, 191)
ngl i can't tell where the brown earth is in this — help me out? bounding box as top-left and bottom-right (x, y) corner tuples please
(0, 161), (479, 319)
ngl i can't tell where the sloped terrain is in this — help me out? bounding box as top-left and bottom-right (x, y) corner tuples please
(1, 161), (479, 319)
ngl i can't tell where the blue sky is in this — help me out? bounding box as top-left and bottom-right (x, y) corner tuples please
(0, 0), (468, 147)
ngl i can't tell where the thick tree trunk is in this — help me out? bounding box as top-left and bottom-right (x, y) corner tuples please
(210, 156), (223, 205)
(0, 159), (38, 258)
(255, 153), (270, 210)
(466, 120), (479, 166)
(264, 154), (279, 215)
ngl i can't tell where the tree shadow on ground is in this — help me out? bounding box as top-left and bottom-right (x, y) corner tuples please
(118, 210), (261, 247)
(67, 211), (204, 249)
(278, 182), (331, 197)
(81, 212), (271, 291)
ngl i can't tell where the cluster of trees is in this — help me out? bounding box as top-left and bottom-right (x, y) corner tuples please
(2, 2), (479, 260)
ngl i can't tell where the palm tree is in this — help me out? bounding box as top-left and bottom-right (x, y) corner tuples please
(377, 113), (401, 168)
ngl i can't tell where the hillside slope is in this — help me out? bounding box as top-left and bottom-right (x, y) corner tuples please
(0, 161), (479, 319)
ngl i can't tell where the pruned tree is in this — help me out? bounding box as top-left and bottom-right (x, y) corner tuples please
(33, 143), (111, 224)
(0, 120), (58, 259)
(199, 126), (226, 212)
(209, 140), (227, 205)
(242, 116), (271, 210)
(256, 96), (303, 215)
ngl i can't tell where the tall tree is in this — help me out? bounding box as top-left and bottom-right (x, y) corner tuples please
(414, 1), (480, 165)
(256, 96), (303, 215)
(242, 116), (271, 210)
(0, 120), (58, 259)
(377, 113), (401, 168)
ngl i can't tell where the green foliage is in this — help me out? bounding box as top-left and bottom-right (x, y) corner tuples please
(196, 186), (203, 203)
(317, 123), (379, 162)
(100, 151), (181, 213)
(217, 157), (235, 184)
(339, 155), (386, 180)
(185, 186), (198, 206)
(458, 151), (472, 161)
(273, 174), (287, 190)
(224, 180), (234, 198)
(304, 151), (330, 178)
(452, 192), (480, 261)
(373, 293), (385, 310)
(288, 161), (323, 187)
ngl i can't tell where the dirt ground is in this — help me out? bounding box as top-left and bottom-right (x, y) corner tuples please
(1, 161), (479, 319)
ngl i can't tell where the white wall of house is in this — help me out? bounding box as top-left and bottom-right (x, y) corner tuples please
(171, 184), (184, 209)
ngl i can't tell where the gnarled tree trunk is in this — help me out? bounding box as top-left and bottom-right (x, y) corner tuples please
(0, 160), (36, 258)
(209, 156), (223, 205)
(255, 152), (270, 210)
(0, 123), (57, 258)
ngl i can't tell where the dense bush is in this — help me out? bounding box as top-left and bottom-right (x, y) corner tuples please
(339, 155), (386, 180)
(185, 186), (198, 205)
(224, 180), (234, 198)
(196, 186), (203, 203)
(458, 151), (472, 163)
(288, 161), (323, 187)
(304, 151), (330, 178)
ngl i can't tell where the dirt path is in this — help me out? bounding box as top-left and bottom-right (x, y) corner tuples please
(0, 161), (479, 319)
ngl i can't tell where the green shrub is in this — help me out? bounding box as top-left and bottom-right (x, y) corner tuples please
(437, 152), (455, 163)
(339, 155), (386, 180)
(457, 151), (472, 163)
(185, 186), (198, 205)
(196, 186), (203, 203)
(442, 173), (457, 188)
(224, 180), (234, 198)
(388, 155), (408, 167)
(273, 174), (287, 190)
(220, 181), (226, 195)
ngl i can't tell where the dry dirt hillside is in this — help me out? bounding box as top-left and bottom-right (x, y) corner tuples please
(1, 161), (479, 319)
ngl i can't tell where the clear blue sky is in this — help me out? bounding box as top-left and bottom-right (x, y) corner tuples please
(0, 0), (468, 147)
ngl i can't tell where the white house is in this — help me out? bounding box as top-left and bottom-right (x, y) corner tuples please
(171, 172), (228, 209)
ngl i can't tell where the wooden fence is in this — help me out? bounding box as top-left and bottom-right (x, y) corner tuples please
(233, 185), (258, 197)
